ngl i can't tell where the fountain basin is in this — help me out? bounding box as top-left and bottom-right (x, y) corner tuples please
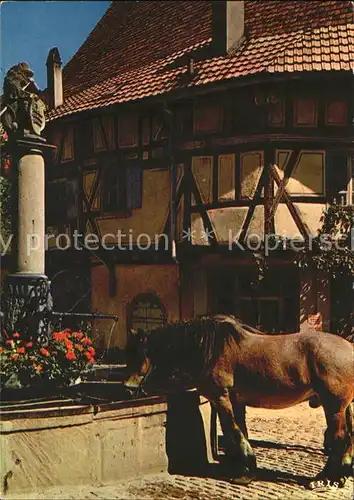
(0, 388), (212, 497)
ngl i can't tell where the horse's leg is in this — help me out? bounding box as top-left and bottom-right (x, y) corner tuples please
(229, 392), (248, 439)
(202, 387), (256, 479)
(311, 404), (352, 489)
(343, 404), (354, 471)
(322, 406), (333, 456)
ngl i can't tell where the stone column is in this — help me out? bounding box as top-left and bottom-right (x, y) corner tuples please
(2, 137), (55, 339)
(17, 141), (45, 274)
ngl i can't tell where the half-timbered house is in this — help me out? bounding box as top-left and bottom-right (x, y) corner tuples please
(44, 0), (354, 349)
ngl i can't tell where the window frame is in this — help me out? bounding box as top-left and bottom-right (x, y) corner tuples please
(128, 293), (167, 332)
(102, 164), (127, 214)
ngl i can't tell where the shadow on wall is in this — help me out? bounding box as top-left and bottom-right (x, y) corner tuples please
(166, 391), (209, 475)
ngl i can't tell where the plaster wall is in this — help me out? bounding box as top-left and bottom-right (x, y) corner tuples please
(91, 264), (179, 348)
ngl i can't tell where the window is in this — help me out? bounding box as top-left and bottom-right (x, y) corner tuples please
(294, 98), (317, 127)
(194, 106), (222, 134)
(327, 153), (353, 205)
(240, 151), (264, 199)
(50, 126), (74, 163)
(102, 164), (143, 213)
(129, 294), (166, 331)
(268, 99), (285, 127)
(118, 113), (138, 148)
(218, 154), (235, 201)
(93, 116), (115, 151)
(276, 150), (325, 196)
(325, 101), (347, 127)
(209, 266), (299, 333)
(152, 114), (169, 141)
(103, 166), (126, 213)
(191, 156), (213, 204)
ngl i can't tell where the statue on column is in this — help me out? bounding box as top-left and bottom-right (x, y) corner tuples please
(1, 62), (46, 137)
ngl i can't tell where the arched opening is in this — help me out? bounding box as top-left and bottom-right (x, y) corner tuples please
(129, 293), (166, 331)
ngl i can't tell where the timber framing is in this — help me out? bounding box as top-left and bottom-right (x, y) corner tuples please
(44, 72), (354, 275)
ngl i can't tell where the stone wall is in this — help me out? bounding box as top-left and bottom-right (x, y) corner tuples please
(0, 393), (212, 497)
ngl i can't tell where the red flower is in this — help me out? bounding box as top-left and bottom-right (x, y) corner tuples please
(64, 339), (73, 350)
(17, 347), (25, 354)
(74, 344), (84, 352)
(12, 332), (20, 339)
(52, 332), (67, 342)
(81, 337), (92, 345)
(34, 364), (43, 372)
(40, 348), (50, 357)
(25, 342), (33, 348)
(73, 332), (84, 340)
(11, 354), (19, 361)
(84, 351), (95, 362)
(65, 350), (76, 361)
(87, 346), (96, 356)
(6, 339), (14, 345)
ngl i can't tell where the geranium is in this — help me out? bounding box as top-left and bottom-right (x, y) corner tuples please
(64, 339), (73, 350)
(12, 332), (20, 339)
(52, 330), (71, 342)
(65, 350), (77, 361)
(1, 329), (96, 389)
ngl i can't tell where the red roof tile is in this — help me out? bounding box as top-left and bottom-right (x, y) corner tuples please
(48, 0), (354, 121)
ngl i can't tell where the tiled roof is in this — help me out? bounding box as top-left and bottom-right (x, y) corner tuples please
(48, 1), (354, 121)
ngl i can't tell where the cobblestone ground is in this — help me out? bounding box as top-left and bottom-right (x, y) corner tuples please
(10, 403), (353, 500)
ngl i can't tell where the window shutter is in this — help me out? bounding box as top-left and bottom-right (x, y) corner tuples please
(66, 179), (79, 219)
(126, 165), (143, 210)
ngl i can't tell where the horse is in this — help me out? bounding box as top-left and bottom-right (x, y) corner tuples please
(124, 314), (354, 489)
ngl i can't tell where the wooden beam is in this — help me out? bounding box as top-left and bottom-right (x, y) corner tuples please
(264, 149), (273, 236)
(238, 166), (267, 246)
(271, 165), (311, 241)
(268, 148), (301, 221)
(98, 116), (110, 151)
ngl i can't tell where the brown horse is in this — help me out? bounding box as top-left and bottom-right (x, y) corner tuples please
(124, 314), (354, 488)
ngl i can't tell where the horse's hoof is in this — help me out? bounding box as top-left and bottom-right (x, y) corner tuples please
(229, 474), (255, 486)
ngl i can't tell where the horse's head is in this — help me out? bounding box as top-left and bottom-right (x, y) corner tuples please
(124, 328), (151, 394)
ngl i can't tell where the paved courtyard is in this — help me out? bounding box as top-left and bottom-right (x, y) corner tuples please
(9, 402), (353, 500)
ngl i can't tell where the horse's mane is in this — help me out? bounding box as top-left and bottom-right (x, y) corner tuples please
(143, 314), (262, 374)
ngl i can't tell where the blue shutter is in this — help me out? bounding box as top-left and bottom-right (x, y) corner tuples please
(126, 166), (143, 210)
